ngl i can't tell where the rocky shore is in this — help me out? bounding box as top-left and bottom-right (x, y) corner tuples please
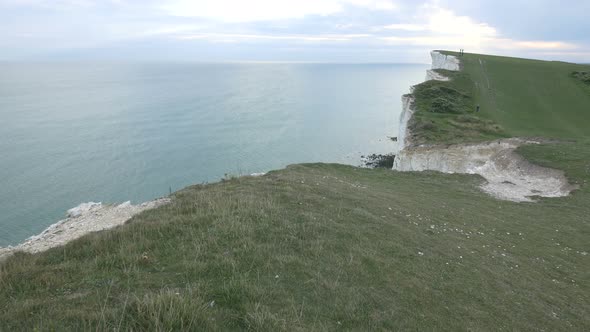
(0, 198), (170, 261)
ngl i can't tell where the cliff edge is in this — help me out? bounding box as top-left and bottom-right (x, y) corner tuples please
(393, 51), (576, 202)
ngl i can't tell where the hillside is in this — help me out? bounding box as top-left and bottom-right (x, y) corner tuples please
(1, 53), (589, 331)
(406, 51), (590, 145)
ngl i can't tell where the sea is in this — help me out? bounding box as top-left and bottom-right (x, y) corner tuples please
(0, 62), (428, 246)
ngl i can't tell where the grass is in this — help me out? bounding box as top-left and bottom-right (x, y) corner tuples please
(408, 69), (508, 145)
(1, 52), (590, 330)
(2, 160), (590, 331)
(407, 50), (590, 145)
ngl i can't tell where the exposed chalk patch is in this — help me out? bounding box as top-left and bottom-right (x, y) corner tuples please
(393, 138), (577, 202)
(426, 69), (450, 81)
(0, 198), (170, 261)
(397, 94), (415, 151)
(431, 51), (461, 71)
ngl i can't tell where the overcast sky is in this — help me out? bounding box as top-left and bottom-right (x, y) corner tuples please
(1, 0), (589, 63)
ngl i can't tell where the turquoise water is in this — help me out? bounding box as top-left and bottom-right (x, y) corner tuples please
(0, 63), (428, 246)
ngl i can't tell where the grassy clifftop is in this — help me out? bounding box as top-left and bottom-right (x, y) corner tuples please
(408, 51), (590, 145)
(1, 53), (590, 331)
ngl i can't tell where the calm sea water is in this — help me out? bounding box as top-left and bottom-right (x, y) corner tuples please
(0, 62), (427, 246)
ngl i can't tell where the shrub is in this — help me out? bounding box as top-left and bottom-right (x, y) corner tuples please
(362, 154), (395, 168)
(571, 71), (590, 85)
(430, 97), (457, 113)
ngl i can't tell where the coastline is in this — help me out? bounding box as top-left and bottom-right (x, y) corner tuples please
(0, 171), (269, 261)
(0, 50), (575, 261)
(393, 51), (576, 202)
(0, 198), (170, 261)
(395, 50), (461, 152)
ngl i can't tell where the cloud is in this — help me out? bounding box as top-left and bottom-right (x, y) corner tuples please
(0, 0), (588, 62)
(176, 32), (371, 43)
(382, 24), (427, 32)
(379, 4), (497, 43)
(160, 0), (397, 22)
(379, 4), (579, 54)
(424, 5), (496, 39)
(0, 0), (96, 9)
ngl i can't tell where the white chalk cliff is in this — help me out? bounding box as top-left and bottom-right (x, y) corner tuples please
(397, 94), (415, 151)
(430, 50), (461, 71)
(426, 69), (450, 82)
(393, 51), (575, 202)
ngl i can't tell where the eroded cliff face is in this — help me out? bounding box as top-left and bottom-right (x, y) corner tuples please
(395, 138), (575, 202)
(393, 51), (576, 202)
(397, 95), (415, 151)
(426, 69), (450, 82)
(430, 51), (461, 71)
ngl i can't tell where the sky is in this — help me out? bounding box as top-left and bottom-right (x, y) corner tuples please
(1, 0), (589, 63)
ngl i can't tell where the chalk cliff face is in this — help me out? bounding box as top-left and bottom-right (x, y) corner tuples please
(397, 95), (415, 151)
(430, 50), (461, 71)
(426, 69), (450, 82)
(393, 51), (575, 202)
(394, 138), (575, 202)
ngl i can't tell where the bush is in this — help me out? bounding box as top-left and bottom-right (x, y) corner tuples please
(362, 154), (396, 168)
(571, 71), (590, 85)
(431, 97), (457, 113)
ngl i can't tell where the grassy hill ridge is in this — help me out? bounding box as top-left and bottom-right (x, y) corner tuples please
(1, 52), (589, 331)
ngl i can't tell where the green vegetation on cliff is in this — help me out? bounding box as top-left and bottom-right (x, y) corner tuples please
(1, 53), (590, 331)
(408, 51), (590, 145)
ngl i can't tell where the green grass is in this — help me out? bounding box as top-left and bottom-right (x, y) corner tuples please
(408, 50), (590, 145)
(2, 160), (590, 331)
(409, 69), (508, 145)
(1, 52), (590, 330)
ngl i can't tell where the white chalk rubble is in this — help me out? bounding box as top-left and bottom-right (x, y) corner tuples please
(0, 198), (170, 261)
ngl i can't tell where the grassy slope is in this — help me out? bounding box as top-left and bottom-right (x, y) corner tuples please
(457, 51), (590, 139)
(409, 51), (590, 145)
(1, 53), (590, 331)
